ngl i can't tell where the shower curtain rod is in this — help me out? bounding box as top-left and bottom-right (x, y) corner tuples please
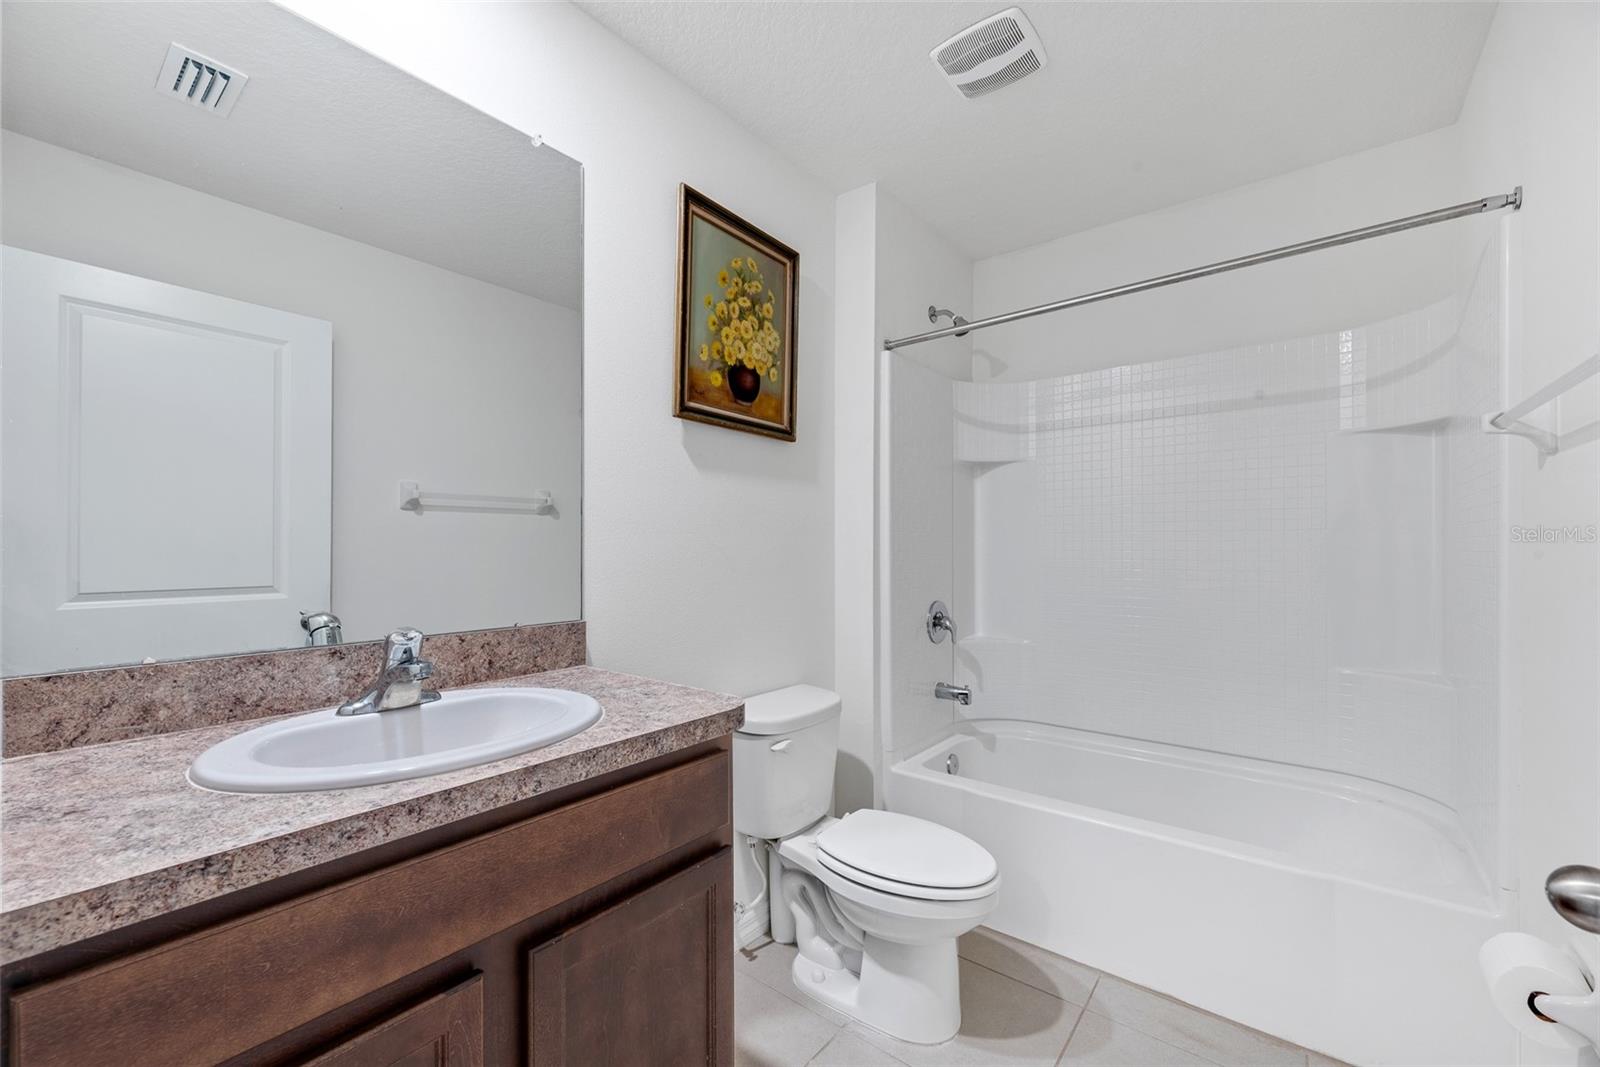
(883, 187), (1523, 350)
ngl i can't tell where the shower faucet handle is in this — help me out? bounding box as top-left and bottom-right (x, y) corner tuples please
(926, 601), (957, 644)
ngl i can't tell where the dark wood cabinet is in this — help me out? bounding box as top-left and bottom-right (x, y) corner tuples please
(4, 742), (733, 1067)
(529, 852), (732, 1065)
(305, 974), (485, 1067)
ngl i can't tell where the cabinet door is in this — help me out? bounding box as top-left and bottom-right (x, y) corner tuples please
(303, 974), (483, 1067)
(528, 850), (732, 1067)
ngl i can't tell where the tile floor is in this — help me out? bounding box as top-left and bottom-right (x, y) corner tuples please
(733, 927), (1351, 1067)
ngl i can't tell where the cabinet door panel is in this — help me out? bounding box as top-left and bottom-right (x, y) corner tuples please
(304, 974), (483, 1067)
(529, 850), (732, 1067)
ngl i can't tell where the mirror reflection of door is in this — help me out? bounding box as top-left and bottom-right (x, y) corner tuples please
(1, 248), (333, 674)
(0, 0), (583, 677)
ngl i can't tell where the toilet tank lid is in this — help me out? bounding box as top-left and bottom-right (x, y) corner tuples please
(738, 684), (841, 735)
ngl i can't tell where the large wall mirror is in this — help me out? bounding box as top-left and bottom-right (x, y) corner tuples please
(1, 2), (583, 676)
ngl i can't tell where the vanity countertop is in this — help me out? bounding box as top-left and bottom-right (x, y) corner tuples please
(0, 666), (743, 963)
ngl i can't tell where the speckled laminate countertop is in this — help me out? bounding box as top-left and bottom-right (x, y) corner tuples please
(0, 666), (743, 963)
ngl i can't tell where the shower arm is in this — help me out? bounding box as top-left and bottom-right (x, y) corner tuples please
(885, 188), (1522, 350)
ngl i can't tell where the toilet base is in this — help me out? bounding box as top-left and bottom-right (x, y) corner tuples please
(789, 934), (961, 1045)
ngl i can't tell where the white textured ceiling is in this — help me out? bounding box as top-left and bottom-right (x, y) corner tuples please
(576, 0), (1496, 259)
(2, 1), (581, 307)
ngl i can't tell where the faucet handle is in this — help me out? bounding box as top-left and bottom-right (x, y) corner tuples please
(926, 601), (957, 644)
(383, 628), (426, 666)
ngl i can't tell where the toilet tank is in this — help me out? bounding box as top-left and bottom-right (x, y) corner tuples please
(733, 684), (841, 840)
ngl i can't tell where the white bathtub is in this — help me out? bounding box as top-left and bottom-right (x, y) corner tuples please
(887, 720), (1514, 1066)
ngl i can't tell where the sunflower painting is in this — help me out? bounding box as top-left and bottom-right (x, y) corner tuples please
(675, 185), (798, 440)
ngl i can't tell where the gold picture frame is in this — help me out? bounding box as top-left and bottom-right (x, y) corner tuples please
(674, 184), (799, 441)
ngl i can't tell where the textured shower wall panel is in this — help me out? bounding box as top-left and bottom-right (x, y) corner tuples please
(966, 342), (1340, 769)
(954, 252), (1502, 872)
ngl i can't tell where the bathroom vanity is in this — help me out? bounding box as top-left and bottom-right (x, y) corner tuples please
(0, 660), (743, 1066)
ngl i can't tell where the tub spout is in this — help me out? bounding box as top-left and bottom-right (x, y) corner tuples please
(934, 682), (971, 706)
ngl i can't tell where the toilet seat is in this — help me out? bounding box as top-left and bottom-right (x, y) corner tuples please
(815, 810), (1000, 902)
(818, 853), (1001, 902)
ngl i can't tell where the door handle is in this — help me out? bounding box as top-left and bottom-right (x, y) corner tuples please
(770, 739), (793, 753)
(1547, 865), (1600, 934)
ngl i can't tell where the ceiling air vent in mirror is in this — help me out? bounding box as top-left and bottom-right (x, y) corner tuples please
(154, 43), (247, 117)
(931, 7), (1047, 99)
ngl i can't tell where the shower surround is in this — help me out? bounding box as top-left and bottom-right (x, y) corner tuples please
(879, 236), (1509, 1064)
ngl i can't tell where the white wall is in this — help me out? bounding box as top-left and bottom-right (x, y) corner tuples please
(833, 184), (879, 812)
(973, 126), (1469, 380)
(833, 183), (972, 809)
(282, 0), (837, 697)
(1, 129), (581, 647)
(1452, 8), (1600, 1064)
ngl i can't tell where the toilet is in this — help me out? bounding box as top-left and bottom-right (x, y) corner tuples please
(734, 685), (1000, 1044)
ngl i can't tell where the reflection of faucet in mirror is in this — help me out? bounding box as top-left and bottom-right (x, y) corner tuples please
(301, 611), (343, 647)
(337, 629), (441, 716)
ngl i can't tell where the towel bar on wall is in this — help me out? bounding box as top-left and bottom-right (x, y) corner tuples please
(398, 480), (554, 514)
(1482, 352), (1600, 456)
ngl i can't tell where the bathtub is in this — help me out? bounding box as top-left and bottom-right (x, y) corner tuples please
(887, 720), (1514, 1066)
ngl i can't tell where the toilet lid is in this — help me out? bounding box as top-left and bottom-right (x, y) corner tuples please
(816, 810), (997, 892)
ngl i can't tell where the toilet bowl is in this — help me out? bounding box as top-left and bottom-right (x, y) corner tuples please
(778, 811), (999, 1043)
(733, 685), (1000, 1044)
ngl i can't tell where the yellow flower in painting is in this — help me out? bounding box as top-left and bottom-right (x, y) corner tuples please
(711, 340), (722, 358)
(716, 270), (730, 287)
(706, 313), (717, 331)
(704, 294), (713, 308)
(709, 370), (723, 387)
(720, 326), (734, 345)
(698, 343), (709, 362)
(730, 257), (744, 269)
(738, 297), (752, 309)
(725, 284), (740, 300)
(744, 356), (756, 369)
(768, 367), (778, 383)
(762, 303), (774, 319)
(716, 300), (729, 317)
(745, 257), (758, 271)
(730, 338), (746, 359)
(746, 280), (762, 295)
(739, 319), (754, 340)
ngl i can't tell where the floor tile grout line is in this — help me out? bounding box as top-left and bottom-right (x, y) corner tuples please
(1053, 1000), (1089, 1066)
(957, 954), (1101, 1011)
(1062, 1011), (1299, 1067)
(1066, 1007), (1244, 1067)
(1089, 974), (1310, 1061)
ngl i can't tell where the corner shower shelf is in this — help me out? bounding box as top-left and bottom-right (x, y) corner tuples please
(1482, 351), (1600, 456)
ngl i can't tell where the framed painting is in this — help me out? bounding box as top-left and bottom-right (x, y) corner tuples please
(674, 184), (798, 441)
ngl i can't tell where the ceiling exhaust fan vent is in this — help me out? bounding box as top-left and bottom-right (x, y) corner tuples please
(154, 43), (248, 117)
(931, 8), (1047, 99)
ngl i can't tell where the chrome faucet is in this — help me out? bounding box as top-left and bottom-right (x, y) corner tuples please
(934, 682), (971, 706)
(337, 629), (441, 716)
(301, 610), (343, 647)
(926, 601), (957, 644)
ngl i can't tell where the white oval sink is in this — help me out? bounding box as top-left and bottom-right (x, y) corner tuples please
(189, 688), (601, 793)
